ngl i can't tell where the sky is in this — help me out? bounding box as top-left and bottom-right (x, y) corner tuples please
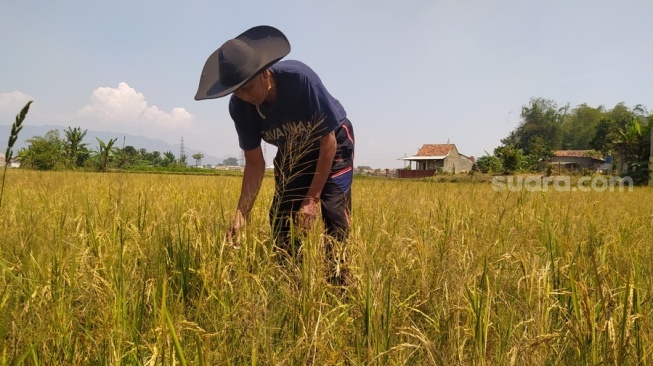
(1, 1), (651, 168)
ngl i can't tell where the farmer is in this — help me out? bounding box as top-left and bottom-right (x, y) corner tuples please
(194, 25), (355, 285)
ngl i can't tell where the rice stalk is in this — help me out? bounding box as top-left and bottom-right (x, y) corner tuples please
(0, 101), (32, 209)
(162, 279), (187, 366)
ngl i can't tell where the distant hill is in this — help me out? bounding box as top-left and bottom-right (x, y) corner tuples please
(0, 124), (235, 166)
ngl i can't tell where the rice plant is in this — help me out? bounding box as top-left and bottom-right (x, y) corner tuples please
(0, 171), (652, 364)
(0, 101), (32, 209)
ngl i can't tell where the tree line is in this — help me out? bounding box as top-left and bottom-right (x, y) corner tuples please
(8, 99), (652, 183)
(14, 127), (188, 171)
(12, 126), (241, 172)
(476, 98), (652, 184)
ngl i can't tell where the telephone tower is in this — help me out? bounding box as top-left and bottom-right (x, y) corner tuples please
(179, 137), (187, 164)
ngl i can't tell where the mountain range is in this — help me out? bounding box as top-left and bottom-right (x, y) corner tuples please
(0, 124), (236, 166)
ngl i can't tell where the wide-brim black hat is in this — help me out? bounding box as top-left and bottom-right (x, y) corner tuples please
(194, 25), (291, 100)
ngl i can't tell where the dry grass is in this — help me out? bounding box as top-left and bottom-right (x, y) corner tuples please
(1, 170), (652, 365)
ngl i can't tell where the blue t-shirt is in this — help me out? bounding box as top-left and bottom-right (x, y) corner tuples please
(229, 60), (347, 152)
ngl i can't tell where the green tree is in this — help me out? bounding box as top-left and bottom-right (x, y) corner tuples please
(498, 98), (565, 172)
(560, 104), (604, 149)
(522, 136), (553, 171)
(496, 99), (652, 176)
(16, 147), (33, 168)
(475, 154), (503, 174)
(122, 145), (138, 157)
(192, 153), (204, 167)
(590, 118), (618, 156)
(612, 117), (652, 184)
(23, 130), (65, 170)
(96, 137), (117, 171)
(146, 151), (162, 167)
(513, 98), (566, 151)
(63, 126), (90, 168)
(163, 151), (176, 167)
(114, 145), (139, 169)
(494, 145), (523, 174)
(223, 157), (238, 166)
(608, 102), (635, 124)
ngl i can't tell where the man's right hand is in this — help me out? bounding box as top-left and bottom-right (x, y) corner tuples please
(225, 147), (265, 247)
(226, 209), (247, 247)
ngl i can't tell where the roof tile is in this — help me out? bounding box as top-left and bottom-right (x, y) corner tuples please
(553, 150), (603, 158)
(416, 144), (455, 156)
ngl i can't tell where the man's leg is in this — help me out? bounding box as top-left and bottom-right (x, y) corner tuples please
(321, 119), (354, 285)
(269, 151), (312, 260)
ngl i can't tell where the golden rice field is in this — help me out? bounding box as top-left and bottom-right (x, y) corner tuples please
(1, 170), (652, 365)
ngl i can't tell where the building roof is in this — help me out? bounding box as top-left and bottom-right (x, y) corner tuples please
(553, 150), (604, 159)
(398, 144), (457, 161)
(416, 144), (456, 157)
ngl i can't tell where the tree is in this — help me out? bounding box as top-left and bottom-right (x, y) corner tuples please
(16, 147), (33, 168)
(608, 102), (635, 124)
(514, 98), (566, 152)
(497, 98), (565, 172)
(122, 145), (138, 157)
(115, 145), (139, 169)
(64, 126), (90, 168)
(522, 136), (552, 171)
(23, 130), (65, 170)
(223, 157), (238, 166)
(494, 145), (523, 174)
(590, 118), (618, 156)
(192, 153), (204, 167)
(612, 117), (652, 184)
(475, 155), (503, 174)
(96, 137), (117, 171)
(163, 151), (176, 167)
(560, 104), (604, 150)
(495, 99), (652, 177)
(146, 151), (162, 167)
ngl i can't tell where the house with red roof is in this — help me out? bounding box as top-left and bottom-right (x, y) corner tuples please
(397, 144), (475, 178)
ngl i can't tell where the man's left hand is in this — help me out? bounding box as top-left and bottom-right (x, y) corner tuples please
(298, 198), (319, 231)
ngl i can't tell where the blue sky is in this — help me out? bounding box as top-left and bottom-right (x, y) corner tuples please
(1, 1), (651, 168)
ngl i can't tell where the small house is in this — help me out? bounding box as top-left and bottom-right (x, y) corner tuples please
(398, 144), (475, 178)
(550, 150), (605, 172)
(0, 154), (21, 168)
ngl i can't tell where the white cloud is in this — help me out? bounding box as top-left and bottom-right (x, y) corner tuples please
(0, 91), (34, 117)
(142, 106), (194, 129)
(75, 82), (193, 130)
